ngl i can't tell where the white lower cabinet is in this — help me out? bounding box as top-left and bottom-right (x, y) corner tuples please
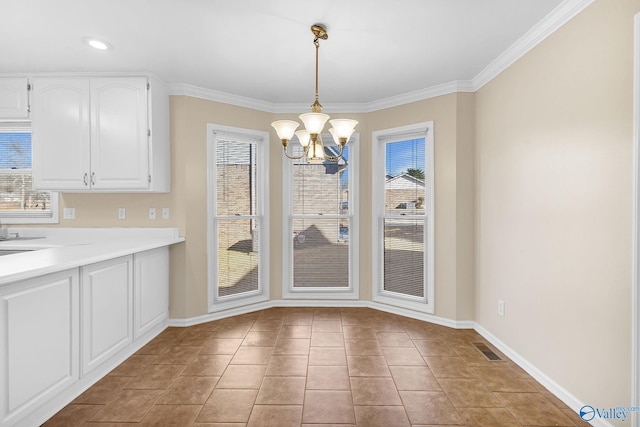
(0, 247), (171, 427)
(81, 256), (133, 376)
(134, 247), (169, 339)
(0, 270), (80, 426)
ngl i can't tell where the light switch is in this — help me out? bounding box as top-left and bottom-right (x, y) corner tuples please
(149, 208), (157, 220)
(118, 208), (126, 220)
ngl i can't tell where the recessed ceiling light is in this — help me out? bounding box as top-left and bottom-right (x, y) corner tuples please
(83, 37), (112, 51)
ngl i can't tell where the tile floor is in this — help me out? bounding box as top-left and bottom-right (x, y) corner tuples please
(44, 307), (590, 426)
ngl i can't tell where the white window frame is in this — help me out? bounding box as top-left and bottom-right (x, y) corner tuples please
(0, 123), (59, 224)
(206, 124), (269, 312)
(372, 122), (434, 313)
(282, 133), (359, 299)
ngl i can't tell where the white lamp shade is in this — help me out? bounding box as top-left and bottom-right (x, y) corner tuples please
(328, 119), (358, 140)
(299, 112), (329, 134)
(328, 128), (340, 144)
(271, 120), (299, 141)
(295, 130), (311, 147)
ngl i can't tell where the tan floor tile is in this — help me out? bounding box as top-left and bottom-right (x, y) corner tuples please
(350, 377), (402, 405)
(42, 404), (102, 426)
(381, 347), (426, 365)
(399, 391), (463, 425)
(188, 319), (226, 332)
(347, 355), (391, 377)
(176, 331), (218, 347)
(279, 325), (312, 338)
(342, 325), (377, 340)
(136, 337), (173, 355)
(242, 331), (279, 347)
(283, 313), (314, 325)
(124, 364), (185, 389)
(439, 378), (503, 407)
(216, 364), (267, 389)
(413, 339), (459, 357)
(182, 354), (233, 376)
(471, 365), (538, 392)
(309, 347), (347, 365)
(192, 424), (246, 427)
(90, 389), (164, 422)
(200, 338), (243, 355)
(215, 324), (252, 338)
(424, 356), (476, 378)
(250, 319), (283, 331)
(73, 375), (132, 404)
(109, 354), (157, 376)
(354, 406), (411, 427)
(265, 355), (309, 376)
(307, 365), (350, 390)
(389, 366), (442, 391)
(370, 320), (406, 332)
(561, 408), (593, 426)
(345, 340), (383, 356)
(458, 407), (521, 427)
(197, 389), (258, 423)
(302, 390), (356, 424)
(157, 376), (218, 404)
(138, 404), (201, 425)
(247, 405), (303, 427)
(376, 332), (414, 347)
(231, 346), (273, 364)
(311, 332), (345, 347)
(312, 320), (343, 333)
(274, 338), (311, 355)
(495, 392), (576, 426)
(152, 345), (202, 364)
(256, 376), (306, 404)
(313, 309), (343, 321)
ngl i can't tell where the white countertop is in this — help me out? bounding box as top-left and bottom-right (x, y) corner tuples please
(0, 227), (184, 286)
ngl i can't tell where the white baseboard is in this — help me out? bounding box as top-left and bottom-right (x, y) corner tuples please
(169, 299), (608, 427)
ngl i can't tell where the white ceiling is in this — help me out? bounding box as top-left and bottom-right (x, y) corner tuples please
(1, 0), (576, 107)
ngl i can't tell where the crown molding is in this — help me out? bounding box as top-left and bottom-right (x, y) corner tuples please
(168, 83), (276, 113)
(169, 0), (595, 113)
(472, 0), (596, 90)
(365, 80), (475, 112)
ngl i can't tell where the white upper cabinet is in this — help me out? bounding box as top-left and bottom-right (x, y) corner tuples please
(90, 78), (149, 189)
(31, 75), (170, 192)
(32, 78), (91, 190)
(0, 77), (30, 120)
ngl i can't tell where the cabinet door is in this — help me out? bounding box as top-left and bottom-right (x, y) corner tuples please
(81, 256), (133, 376)
(0, 270), (80, 426)
(91, 77), (149, 190)
(134, 247), (169, 339)
(31, 78), (91, 190)
(0, 77), (29, 119)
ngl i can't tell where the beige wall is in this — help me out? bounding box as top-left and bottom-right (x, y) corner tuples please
(475, 0), (637, 412)
(367, 93), (476, 320)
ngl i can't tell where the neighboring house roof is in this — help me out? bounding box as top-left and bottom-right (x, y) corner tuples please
(386, 173), (425, 189)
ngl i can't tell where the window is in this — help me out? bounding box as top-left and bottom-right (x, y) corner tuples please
(372, 123), (434, 313)
(283, 134), (359, 299)
(0, 126), (58, 223)
(207, 124), (269, 311)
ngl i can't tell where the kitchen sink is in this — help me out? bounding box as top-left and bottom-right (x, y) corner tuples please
(0, 249), (34, 256)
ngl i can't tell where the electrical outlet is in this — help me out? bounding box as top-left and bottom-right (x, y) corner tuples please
(149, 208), (157, 220)
(118, 208), (126, 220)
(63, 207), (75, 220)
(161, 207), (170, 220)
(498, 299), (505, 317)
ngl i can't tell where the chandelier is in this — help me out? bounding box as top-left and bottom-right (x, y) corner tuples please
(271, 24), (358, 164)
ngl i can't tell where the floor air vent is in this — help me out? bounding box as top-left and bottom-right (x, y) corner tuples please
(473, 342), (501, 361)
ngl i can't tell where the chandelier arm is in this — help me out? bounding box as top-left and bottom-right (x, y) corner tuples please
(282, 145), (309, 161)
(323, 144), (346, 163)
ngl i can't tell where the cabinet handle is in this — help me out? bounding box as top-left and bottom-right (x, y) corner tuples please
(83, 173), (88, 186)
(91, 172), (95, 186)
